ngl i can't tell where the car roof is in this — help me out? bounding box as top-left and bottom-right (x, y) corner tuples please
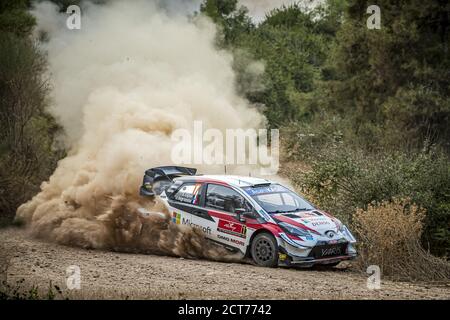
(174, 175), (274, 188)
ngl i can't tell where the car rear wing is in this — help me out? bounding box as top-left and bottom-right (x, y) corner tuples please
(140, 166), (197, 197)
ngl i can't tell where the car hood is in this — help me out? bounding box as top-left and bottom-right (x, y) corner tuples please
(272, 210), (340, 236)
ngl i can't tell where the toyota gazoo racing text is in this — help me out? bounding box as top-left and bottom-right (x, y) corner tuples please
(139, 166), (357, 267)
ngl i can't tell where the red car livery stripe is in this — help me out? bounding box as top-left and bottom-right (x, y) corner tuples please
(208, 210), (283, 238)
(321, 211), (333, 218)
(207, 210), (235, 221)
(207, 210), (262, 227)
(274, 214), (321, 235)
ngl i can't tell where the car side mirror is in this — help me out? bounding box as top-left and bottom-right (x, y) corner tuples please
(235, 208), (246, 222)
(244, 210), (257, 219)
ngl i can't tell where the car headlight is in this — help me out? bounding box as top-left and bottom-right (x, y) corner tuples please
(334, 219), (346, 232)
(340, 225), (357, 242)
(278, 222), (311, 237)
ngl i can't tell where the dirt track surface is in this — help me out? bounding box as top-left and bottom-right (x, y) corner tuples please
(1, 228), (449, 300)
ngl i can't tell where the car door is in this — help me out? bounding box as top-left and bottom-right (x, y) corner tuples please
(168, 182), (201, 229)
(203, 183), (251, 251)
(167, 182), (216, 237)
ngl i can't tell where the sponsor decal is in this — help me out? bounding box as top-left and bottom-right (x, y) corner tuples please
(172, 212), (181, 224)
(191, 183), (202, 205)
(176, 216), (212, 235)
(173, 183), (202, 204)
(217, 234), (230, 242)
(325, 230), (336, 238)
(278, 253), (287, 261)
(298, 212), (316, 218)
(217, 219), (247, 238)
(304, 212), (316, 217)
(230, 238), (245, 246)
(218, 232), (245, 246)
(311, 220), (331, 227)
(321, 246), (341, 256)
(304, 234), (314, 241)
(244, 184), (285, 196)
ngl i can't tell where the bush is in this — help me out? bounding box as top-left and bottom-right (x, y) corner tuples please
(0, 32), (63, 225)
(286, 143), (450, 257)
(353, 199), (450, 281)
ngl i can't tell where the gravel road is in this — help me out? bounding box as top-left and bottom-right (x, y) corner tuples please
(1, 228), (449, 299)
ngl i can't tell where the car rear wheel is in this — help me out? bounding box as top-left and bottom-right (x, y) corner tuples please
(250, 233), (278, 267)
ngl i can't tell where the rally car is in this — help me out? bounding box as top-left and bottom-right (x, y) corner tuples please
(139, 166), (357, 267)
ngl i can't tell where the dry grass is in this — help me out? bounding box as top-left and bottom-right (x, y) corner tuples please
(353, 198), (450, 282)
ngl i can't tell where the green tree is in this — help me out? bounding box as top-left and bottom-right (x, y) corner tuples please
(199, 0), (254, 46)
(325, 0), (450, 150)
(200, 0), (347, 126)
(0, 0), (35, 36)
(0, 0), (62, 225)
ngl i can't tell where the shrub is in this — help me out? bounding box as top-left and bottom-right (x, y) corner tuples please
(286, 142), (450, 257)
(0, 33), (63, 225)
(353, 199), (450, 282)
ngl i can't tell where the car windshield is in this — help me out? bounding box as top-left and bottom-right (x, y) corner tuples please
(242, 184), (314, 214)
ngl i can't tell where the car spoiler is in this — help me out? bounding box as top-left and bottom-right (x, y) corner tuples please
(144, 166), (197, 182)
(140, 166), (197, 197)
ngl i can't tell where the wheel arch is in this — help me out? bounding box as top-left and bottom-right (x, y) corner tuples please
(245, 227), (279, 257)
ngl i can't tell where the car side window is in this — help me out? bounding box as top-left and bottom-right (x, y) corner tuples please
(206, 184), (249, 213)
(172, 183), (203, 205)
(165, 180), (183, 197)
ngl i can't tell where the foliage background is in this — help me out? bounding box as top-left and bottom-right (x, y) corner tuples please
(199, 0), (449, 258)
(0, 0), (63, 226)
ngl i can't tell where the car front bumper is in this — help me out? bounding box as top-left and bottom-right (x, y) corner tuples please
(277, 235), (357, 267)
(279, 253), (357, 267)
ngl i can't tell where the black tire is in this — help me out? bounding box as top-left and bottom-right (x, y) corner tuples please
(250, 233), (279, 267)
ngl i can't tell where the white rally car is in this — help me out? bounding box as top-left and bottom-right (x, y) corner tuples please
(140, 166), (357, 267)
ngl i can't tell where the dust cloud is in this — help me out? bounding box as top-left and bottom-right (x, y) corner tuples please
(16, 0), (268, 260)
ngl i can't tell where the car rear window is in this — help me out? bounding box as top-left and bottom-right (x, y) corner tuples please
(172, 183), (202, 205)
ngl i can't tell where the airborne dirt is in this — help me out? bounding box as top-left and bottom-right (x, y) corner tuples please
(1, 228), (449, 299)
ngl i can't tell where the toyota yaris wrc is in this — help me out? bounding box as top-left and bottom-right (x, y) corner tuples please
(140, 166), (357, 267)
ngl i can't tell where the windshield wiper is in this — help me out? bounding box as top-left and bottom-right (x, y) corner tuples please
(267, 210), (286, 214)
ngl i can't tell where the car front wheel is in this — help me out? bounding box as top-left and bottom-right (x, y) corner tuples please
(250, 233), (279, 267)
